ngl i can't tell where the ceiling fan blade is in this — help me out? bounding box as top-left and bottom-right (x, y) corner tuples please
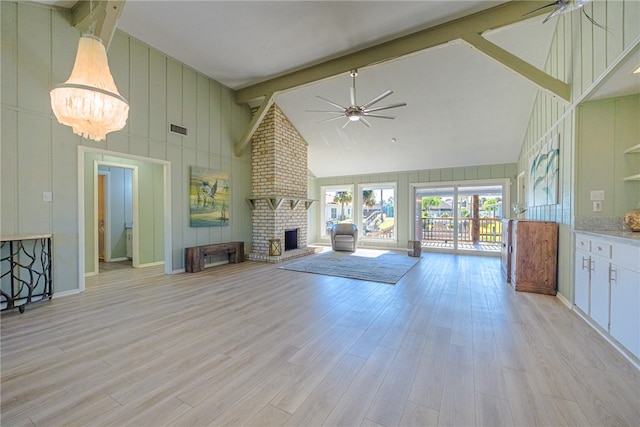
(341, 120), (351, 129)
(522, 0), (561, 17)
(542, 6), (567, 23)
(364, 113), (396, 120)
(318, 115), (347, 124)
(582, 8), (610, 32)
(359, 117), (372, 127)
(361, 90), (393, 109)
(306, 109), (345, 113)
(316, 95), (347, 111)
(365, 102), (407, 113)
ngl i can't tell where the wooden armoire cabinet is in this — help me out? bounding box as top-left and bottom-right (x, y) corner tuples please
(509, 220), (558, 295)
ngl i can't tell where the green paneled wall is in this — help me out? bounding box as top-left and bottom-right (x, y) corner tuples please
(577, 95), (640, 217)
(516, 0), (640, 301)
(1, 2), (252, 293)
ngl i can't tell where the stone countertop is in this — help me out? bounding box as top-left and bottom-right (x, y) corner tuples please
(574, 229), (640, 246)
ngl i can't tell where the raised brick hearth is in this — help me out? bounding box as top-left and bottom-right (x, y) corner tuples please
(246, 104), (317, 262)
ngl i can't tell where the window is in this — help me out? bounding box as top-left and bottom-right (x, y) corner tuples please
(320, 185), (354, 237)
(359, 183), (396, 241)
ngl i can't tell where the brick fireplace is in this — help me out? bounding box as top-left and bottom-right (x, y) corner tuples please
(246, 104), (319, 262)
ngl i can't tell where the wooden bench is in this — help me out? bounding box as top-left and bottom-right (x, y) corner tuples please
(185, 241), (244, 273)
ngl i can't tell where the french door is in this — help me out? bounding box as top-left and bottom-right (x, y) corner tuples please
(412, 180), (508, 254)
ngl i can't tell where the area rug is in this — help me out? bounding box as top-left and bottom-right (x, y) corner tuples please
(279, 248), (420, 284)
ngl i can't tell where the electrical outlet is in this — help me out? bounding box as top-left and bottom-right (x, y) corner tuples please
(42, 192), (52, 202)
(593, 201), (602, 212)
(590, 190), (605, 201)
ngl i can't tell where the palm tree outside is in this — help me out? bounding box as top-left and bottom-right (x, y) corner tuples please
(333, 191), (353, 221)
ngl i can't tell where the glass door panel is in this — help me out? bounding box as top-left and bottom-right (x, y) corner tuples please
(415, 187), (455, 250)
(414, 182), (505, 254)
(457, 185), (503, 252)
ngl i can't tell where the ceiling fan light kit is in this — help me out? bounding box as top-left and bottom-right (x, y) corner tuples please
(307, 69), (406, 128)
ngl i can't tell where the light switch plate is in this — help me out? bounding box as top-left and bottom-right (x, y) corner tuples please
(42, 192), (52, 202)
(590, 190), (605, 201)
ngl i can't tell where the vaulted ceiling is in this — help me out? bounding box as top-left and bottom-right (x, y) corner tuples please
(42, 1), (639, 177)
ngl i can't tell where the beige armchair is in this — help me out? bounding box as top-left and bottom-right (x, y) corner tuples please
(331, 223), (358, 252)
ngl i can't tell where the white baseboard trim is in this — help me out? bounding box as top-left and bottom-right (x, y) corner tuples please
(556, 291), (571, 308)
(53, 289), (82, 299)
(85, 271), (98, 277)
(171, 268), (186, 274)
(137, 261), (165, 268)
(109, 257), (129, 262)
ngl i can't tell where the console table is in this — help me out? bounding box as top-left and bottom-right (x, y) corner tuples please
(1, 234), (53, 313)
(185, 241), (244, 273)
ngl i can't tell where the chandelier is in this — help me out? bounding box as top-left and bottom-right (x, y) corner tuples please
(50, 34), (129, 141)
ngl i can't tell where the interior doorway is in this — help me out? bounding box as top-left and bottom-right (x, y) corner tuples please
(98, 173), (106, 261)
(96, 165), (135, 272)
(78, 146), (172, 292)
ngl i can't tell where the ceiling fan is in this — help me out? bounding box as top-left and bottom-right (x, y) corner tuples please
(307, 69), (406, 128)
(525, 0), (607, 30)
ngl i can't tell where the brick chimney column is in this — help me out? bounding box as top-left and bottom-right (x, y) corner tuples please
(250, 104), (309, 255)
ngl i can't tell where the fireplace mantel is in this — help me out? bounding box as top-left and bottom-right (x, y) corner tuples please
(246, 196), (316, 211)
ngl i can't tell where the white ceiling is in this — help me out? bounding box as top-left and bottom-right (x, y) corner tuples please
(45, 1), (640, 178)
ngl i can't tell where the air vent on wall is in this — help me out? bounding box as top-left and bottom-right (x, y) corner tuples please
(170, 123), (188, 136)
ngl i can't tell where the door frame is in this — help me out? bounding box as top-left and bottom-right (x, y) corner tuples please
(410, 178), (510, 255)
(97, 171), (111, 262)
(77, 146), (172, 292)
(95, 162), (138, 270)
(517, 171), (526, 218)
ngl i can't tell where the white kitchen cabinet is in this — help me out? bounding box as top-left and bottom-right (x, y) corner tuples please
(574, 236), (591, 314)
(574, 231), (640, 361)
(610, 265), (640, 357)
(590, 252), (611, 331)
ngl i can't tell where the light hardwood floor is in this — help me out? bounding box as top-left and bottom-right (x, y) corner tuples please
(1, 252), (638, 426)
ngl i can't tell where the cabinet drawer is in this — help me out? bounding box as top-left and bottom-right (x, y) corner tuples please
(612, 243), (640, 273)
(591, 241), (612, 258)
(576, 235), (591, 252)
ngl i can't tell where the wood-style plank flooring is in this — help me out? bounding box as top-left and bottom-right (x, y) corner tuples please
(1, 251), (639, 426)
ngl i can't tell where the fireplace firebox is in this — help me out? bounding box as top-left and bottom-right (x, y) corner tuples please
(284, 229), (298, 251)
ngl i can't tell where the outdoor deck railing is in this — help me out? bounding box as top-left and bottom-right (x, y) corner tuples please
(364, 225), (394, 239)
(421, 217), (502, 243)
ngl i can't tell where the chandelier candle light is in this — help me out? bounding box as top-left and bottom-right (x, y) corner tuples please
(50, 34), (129, 141)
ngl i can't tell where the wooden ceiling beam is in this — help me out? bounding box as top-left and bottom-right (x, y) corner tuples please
(235, 1), (550, 105)
(461, 32), (571, 103)
(71, 0), (126, 50)
(235, 92), (278, 156)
